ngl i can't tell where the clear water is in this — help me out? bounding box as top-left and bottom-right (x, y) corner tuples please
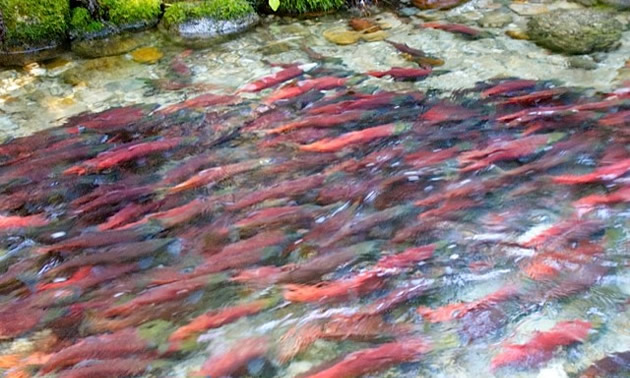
(0, 4), (629, 378)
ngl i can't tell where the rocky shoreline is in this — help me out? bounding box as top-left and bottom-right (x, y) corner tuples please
(1, 0), (629, 66)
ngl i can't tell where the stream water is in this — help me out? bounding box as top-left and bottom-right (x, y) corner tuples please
(0, 3), (630, 378)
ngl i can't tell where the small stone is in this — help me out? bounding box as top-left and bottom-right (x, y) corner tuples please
(257, 42), (292, 56)
(567, 56), (598, 70)
(601, 0), (630, 10)
(509, 3), (549, 16)
(398, 7), (419, 17)
(413, 0), (469, 10)
(349, 18), (381, 32)
(505, 29), (529, 40)
(527, 9), (622, 55)
(43, 58), (70, 70)
(72, 34), (140, 58)
(478, 11), (512, 28)
(323, 28), (361, 45)
(131, 47), (164, 64)
(360, 30), (389, 42)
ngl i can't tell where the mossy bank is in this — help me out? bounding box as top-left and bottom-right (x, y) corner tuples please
(0, 0), (353, 65)
(160, 0), (259, 46)
(0, 0), (70, 65)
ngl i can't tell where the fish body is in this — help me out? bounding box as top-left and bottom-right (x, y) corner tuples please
(264, 76), (349, 104)
(481, 79), (538, 98)
(491, 320), (591, 369)
(196, 337), (268, 377)
(300, 123), (410, 152)
(64, 138), (189, 175)
(0, 214), (48, 230)
(367, 67), (432, 80)
(240, 63), (317, 93)
(303, 339), (430, 378)
(422, 22), (483, 38)
(553, 158), (630, 185)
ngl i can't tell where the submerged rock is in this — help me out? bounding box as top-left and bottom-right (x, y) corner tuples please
(601, 0), (630, 9)
(0, 0), (70, 66)
(131, 46), (163, 64)
(412, 0), (468, 10)
(323, 28), (361, 45)
(477, 11), (512, 28)
(527, 9), (622, 55)
(573, 0), (630, 10)
(69, 0), (161, 58)
(160, 0), (259, 47)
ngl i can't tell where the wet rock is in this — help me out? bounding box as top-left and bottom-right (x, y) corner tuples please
(477, 11), (512, 28)
(323, 28), (361, 45)
(580, 351), (630, 377)
(602, 0), (630, 9)
(69, 1), (161, 58)
(43, 58), (71, 70)
(360, 30), (389, 42)
(505, 29), (529, 40)
(60, 56), (126, 86)
(527, 9), (622, 55)
(349, 18), (381, 33)
(131, 47), (163, 64)
(509, 3), (550, 16)
(398, 7), (420, 17)
(0, 0), (70, 66)
(249, 0), (345, 15)
(413, 0), (469, 10)
(568, 56), (598, 70)
(160, 0), (259, 47)
(72, 33), (141, 59)
(573, 0), (630, 9)
(257, 41), (293, 56)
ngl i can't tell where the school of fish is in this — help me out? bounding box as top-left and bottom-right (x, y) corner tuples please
(0, 45), (629, 377)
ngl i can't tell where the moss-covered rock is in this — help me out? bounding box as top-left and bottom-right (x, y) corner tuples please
(0, 0), (70, 65)
(160, 0), (259, 47)
(69, 0), (162, 58)
(249, 0), (345, 15)
(600, 0), (630, 9)
(571, 0), (630, 10)
(100, 0), (162, 27)
(527, 9), (622, 55)
(70, 7), (105, 36)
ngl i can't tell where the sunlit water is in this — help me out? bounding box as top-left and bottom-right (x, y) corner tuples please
(0, 3), (629, 378)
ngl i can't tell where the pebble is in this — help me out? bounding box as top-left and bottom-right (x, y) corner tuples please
(477, 11), (513, 28)
(568, 56), (598, 70)
(323, 28), (361, 45)
(509, 3), (550, 16)
(131, 47), (164, 64)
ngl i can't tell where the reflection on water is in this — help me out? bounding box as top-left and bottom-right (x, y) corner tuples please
(0, 5), (630, 378)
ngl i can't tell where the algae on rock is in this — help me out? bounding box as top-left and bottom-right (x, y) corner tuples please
(527, 9), (622, 55)
(0, 0), (70, 65)
(100, 0), (162, 27)
(0, 0), (69, 48)
(161, 0), (259, 46)
(70, 7), (105, 36)
(249, 0), (345, 15)
(69, 0), (162, 59)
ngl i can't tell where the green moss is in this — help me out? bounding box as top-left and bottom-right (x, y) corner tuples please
(278, 0), (345, 13)
(70, 7), (105, 35)
(248, 0), (345, 14)
(100, 0), (162, 26)
(163, 0), (254, 27)
(0, 0), (70, 48)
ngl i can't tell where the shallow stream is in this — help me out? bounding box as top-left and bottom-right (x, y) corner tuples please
(0, 2), (630, 378)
